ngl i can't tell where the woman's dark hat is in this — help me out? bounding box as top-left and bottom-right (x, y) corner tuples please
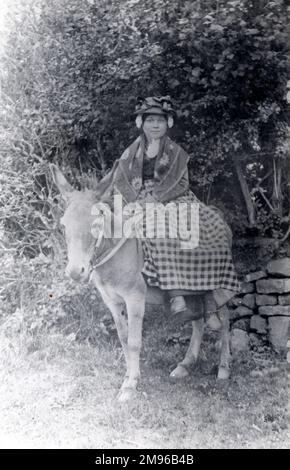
(135, 96), (175, 116)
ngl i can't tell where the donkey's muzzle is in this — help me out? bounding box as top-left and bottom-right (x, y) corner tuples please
(65, 265), (88, 282)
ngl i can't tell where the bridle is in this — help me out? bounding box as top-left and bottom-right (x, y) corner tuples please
(90, 233), (129, 270)
(89, 205), (143, 271)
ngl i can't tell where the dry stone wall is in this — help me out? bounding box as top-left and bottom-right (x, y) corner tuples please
(230, 257), (290, 352)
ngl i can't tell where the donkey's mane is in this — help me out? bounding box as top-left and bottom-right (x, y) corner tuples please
(68, 188), (97, 204)
(67, 187), (116, 213)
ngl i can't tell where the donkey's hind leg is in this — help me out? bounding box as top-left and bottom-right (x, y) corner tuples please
(170, 318), (204, 379)
(216, 305), (231, 380)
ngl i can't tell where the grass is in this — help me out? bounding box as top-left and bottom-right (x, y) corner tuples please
(0, 303), (289, 449)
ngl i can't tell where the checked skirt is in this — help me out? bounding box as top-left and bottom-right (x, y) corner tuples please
(138, 182), (240, 293)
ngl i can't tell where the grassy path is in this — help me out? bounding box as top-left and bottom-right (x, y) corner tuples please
(0, 310), (289, 449)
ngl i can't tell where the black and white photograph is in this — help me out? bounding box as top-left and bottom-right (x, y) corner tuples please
(0, 0), (289, 451)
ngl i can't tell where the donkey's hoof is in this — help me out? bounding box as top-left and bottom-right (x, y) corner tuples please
(117, 387), (137, 403)
(120, 377), (130, 391)
(206, 314), (222, 331)
(217, 367), (230, 380)
(170, 364), (189, 380)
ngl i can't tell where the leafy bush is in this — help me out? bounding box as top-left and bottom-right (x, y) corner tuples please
(1, 0), (289, 249)
(0, 250), (114, 345)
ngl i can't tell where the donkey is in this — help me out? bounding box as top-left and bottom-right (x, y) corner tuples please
(50, 165), (231, 402)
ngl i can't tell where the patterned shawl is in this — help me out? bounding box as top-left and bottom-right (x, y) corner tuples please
(96, 135), (190, 204)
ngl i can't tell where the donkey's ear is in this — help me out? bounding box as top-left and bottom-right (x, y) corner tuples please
(49, 164), (73, 198)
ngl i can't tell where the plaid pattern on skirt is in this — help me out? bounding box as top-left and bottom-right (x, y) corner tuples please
(138, 180), (240, 293)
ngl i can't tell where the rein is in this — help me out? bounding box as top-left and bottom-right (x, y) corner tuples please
(90, 235), (129, 269)
(89, 202), (144, 270)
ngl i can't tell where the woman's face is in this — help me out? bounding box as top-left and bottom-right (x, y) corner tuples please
(142, 114), (168, 141)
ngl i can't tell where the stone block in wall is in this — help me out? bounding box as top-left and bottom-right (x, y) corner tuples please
(241, 294), (256, 309)
(256, 279), (290, 294)
(250, 315), (267, 334)
(244, 271), (267, 283)
(266, 258), (290, 277)
(241, 282), (255, 294)
(228, 297), (242, 308)
(255, 294), (277, 306)
(258, 305), (290, 316)
(278, 294), (290, 306)
(231, 305), (254, 320)
(268, 316), (290, 349)
(230, 328), (250, 353)
(231, 318), (250, 332)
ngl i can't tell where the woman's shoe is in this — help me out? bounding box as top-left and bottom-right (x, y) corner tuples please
(170, 296), (187, 315)
(170, 295), (204, 324)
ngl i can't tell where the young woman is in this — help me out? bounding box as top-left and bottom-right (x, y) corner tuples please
(96, 96), (240, 321)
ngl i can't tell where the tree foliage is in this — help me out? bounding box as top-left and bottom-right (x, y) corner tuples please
(1, 0), (290, 256)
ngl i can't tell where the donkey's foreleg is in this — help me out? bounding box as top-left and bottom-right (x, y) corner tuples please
(106, 301), (129, 370)
(118, 288), (146, 402)
(217, 305), (230, 380)
(170, 318), (204, 379)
